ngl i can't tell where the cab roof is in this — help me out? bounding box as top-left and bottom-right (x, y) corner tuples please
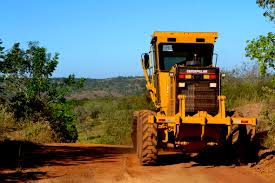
(151, 32), (218, 44)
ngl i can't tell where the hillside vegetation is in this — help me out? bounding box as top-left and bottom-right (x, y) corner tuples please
(68, 76), (146, 100)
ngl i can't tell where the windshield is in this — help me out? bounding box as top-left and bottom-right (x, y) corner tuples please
(158, 43), (214, 71)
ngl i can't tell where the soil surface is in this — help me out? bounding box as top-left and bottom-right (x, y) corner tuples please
(0, 143), (274, 183)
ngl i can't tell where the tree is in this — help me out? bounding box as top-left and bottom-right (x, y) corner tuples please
(0, 41), (85, 142)
(245, 32), (275, 76)
(245, 0), (275, 77)
(257, 0), (275, 23)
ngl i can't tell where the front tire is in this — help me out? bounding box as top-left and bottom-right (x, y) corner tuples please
(137, 110), (158, 165)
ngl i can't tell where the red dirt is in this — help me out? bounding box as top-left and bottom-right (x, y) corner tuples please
(251, 149), (275, 182)
(0, 143), (274, 183)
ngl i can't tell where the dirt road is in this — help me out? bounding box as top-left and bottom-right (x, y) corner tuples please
(0, 143), (274, 183)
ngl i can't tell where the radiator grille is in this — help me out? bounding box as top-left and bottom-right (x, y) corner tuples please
(179, 82), (218, 114)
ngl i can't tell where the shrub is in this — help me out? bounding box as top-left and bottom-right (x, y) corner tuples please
(48, 102), (78, 142)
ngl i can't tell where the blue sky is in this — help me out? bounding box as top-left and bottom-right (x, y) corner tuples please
(0, 0), (274, 78)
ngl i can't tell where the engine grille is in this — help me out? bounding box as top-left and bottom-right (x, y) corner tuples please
(178, 82), (218, 114)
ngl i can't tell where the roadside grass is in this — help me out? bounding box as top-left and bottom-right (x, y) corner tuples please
(0, 105), (55, 143)
(8, 121), (54, 143)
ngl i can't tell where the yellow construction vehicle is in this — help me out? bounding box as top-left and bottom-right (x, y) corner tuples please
(132, 32), (257, 165)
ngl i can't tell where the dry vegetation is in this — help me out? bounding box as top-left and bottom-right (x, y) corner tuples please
(0, 105), (54, 143)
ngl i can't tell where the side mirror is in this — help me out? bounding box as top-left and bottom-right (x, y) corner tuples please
(143, 53), (150, 69)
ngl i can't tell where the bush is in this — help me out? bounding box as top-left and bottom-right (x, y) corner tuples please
(48, 103), (78, 142)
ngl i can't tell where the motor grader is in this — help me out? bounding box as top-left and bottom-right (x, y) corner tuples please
(132, 32), (257, 165)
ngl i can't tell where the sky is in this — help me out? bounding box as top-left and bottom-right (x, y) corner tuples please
(0, 0), (274, 78)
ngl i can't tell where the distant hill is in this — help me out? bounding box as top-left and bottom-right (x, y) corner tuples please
(69, 76), (146, 100)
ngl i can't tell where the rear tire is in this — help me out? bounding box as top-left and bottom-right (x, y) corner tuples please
(137, 110), (158, 165)
(230, 125), (254, 164)
(230, 111), (256, 164)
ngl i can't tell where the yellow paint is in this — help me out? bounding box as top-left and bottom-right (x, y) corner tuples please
(177, 95), (186, 117)
(158, 72), (169, 113)
(151, 32), (218, 44)
(148, 115), (155, 124)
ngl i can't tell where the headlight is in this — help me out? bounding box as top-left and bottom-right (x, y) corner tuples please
(169, 72), (174, 77)
(209, 83), (217, 88)
(179, 82), (185, 87)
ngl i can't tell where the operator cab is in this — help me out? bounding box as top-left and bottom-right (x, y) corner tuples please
(148, 32), (219, 115)
(159, 43), (214, 71)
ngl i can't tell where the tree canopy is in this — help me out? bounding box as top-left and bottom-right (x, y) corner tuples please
(0, 40), (85, 142)
(245, 0), (275, 77)
(245, 32), (275, 76)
